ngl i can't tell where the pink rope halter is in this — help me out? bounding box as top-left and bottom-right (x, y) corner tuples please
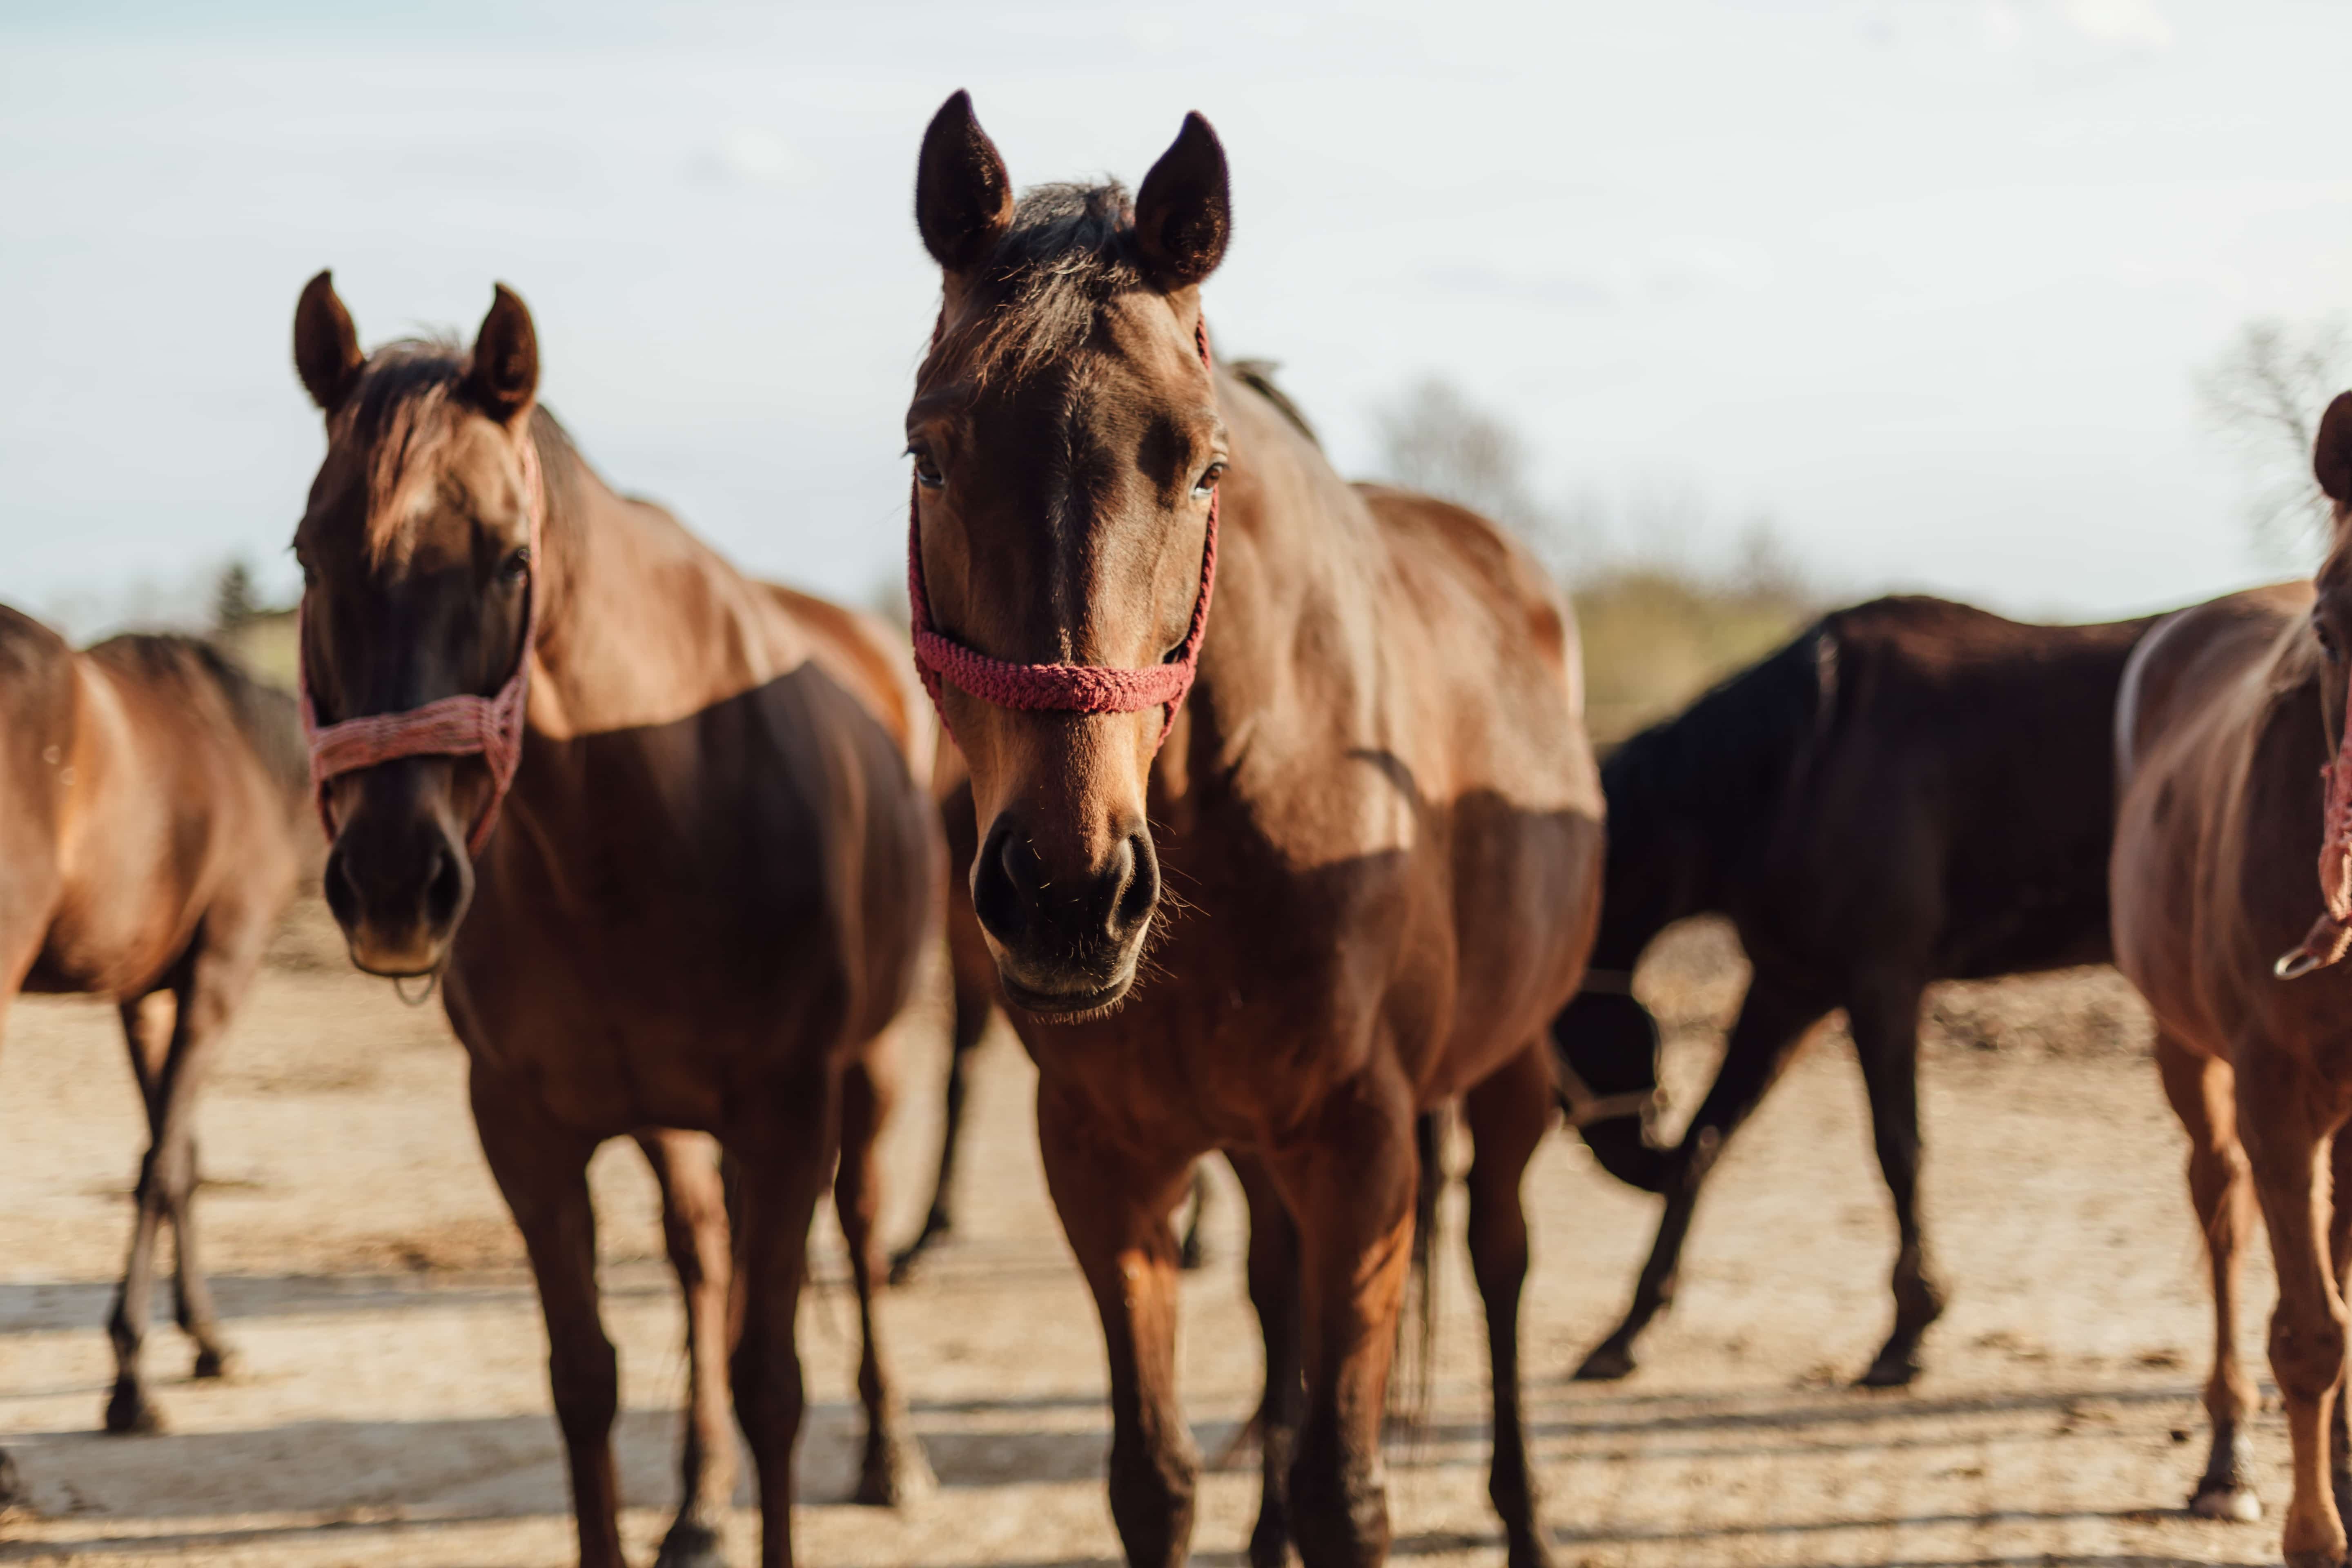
(907, 316), (1218, 749)
(2279, 715), (2352, 978)
(297, 437), (544, 861)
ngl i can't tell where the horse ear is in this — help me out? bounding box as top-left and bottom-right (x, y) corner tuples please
(1133, 112), (1230, 291)
(461, 283), (539, 427)
(293, 270), (363, 415)
(2318, 392), (2352, 507)
(916, 90), (1013, 273)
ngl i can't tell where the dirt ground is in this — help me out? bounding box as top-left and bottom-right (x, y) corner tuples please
(0, 905), (2300, 1567)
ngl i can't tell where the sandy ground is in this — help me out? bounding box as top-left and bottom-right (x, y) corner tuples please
(0, 905), (2300, 1568)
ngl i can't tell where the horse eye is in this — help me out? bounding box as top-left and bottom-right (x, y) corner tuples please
(1192, 461), (1226, 501)
(500, 546), (531, 584)
(910, 450), (946, 490)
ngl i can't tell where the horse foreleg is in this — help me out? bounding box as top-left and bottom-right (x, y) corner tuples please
(2155, 1031), (2261, 1521)
(1847, 972), (1943, 1387)
(1465, 1043), (1559, 1568)
(1576, 975), (1826, 1381)
(835, 1049), (932, 1505)
(1265, 1071), (1417, 1568)
(2238, 1041), (2350, 1568)
(636, 1128), (737, 1568)
(474, 1069), (623, 1568)
(1038, 1088), (1199, 1568)
(1231, 1150), (1301, 1568)
(729, 1065), (838, 1568)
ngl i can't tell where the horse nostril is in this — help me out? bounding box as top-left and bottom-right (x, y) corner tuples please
(971, 822), (1032, 945)
(423, 843), (466, 929)
(1107, 831), (1159, 940)
(323, 846), (361, 929)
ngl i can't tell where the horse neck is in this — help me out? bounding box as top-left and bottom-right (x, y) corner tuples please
(1167, 391), (1373, 771)
(522, 425), (785, 743)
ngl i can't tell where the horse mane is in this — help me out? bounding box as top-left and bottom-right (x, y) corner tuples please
(925, 181), (1148, 389)
(1601, 616), (1834, 916)
(1226, 358), (1321, 448)
(336, 337), (585, 553)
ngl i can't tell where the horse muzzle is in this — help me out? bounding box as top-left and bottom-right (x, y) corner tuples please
(323, 794), (474, 978)
(971, 814), (1159, 1017)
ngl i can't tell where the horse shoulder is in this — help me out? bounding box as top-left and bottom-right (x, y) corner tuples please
(2110, 585), (2314, 1041)
(0, 609), (76, 951)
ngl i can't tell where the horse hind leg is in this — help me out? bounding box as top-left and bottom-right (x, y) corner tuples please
(836, 1051), (933, 1506)
(105, 991), (174, 1434)
(1465, 1045), (1558, 1568)
(1231, 1151), (1302, 1568)
(107, 929), (251, 1437)
(2156, 1032), (2262, 1522)
(636, 1129), (738, 1568)
(1847, 972), (1946, 1388)
(888, 949), (993, 1287)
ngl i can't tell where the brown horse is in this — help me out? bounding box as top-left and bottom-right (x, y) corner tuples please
(2112, 421), (2352, 1561)
(905, 94), (1604, 1568)
(1552, 595), (2159, 1387)
(0, 619), (311, 1491)
(289, 274), (938, 1568)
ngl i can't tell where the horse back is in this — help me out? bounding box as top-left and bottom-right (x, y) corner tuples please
(30, 635), (304, 996)
(759, 583), (936, 785)
(1754, 597), (2154, 981)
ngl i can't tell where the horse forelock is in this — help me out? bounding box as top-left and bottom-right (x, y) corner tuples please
(921, 180), (1144, 393)
(318, 339), (570, 569)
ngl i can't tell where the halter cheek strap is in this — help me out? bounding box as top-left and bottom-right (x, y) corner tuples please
(907, 316), (1218, 750)
(2278, 715), (2352, 978)
(297, 437), (544, 861)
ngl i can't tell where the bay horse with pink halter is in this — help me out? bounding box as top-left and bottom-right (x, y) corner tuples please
(288, 274), (938, 1568)
(904, 94), (1604, 1568)
(2112, 394), (2352, 1567)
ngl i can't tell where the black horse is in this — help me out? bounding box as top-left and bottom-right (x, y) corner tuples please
(1555, 594), (2158, 1386)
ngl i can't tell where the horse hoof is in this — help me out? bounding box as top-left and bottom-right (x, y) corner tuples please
(2188, 1484), (2261, 1522)
(855, 1434), (935, 1507)
(103, 1381), (163, 1436)
(653, 1520), (729, 1568)
(192, 1347), (238, 1381)
(1572, 1342), (1637, 1382)
(1855, 1352), (1923, 1389)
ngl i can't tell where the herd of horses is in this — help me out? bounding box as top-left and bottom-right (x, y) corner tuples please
(9, 89), (2352, 1568)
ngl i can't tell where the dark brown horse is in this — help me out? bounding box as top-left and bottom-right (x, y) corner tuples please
(904, 94), (1604, 1568)
(1551, 595), (2158, 1387)
(289, 274), (939, 1568)
(0, 619), (311, 1494)
(2112, 411), (2352, 1564)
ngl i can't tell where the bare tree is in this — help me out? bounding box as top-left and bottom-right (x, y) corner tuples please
(2194, 316), (2352, 566)
(1373, 376), (1575, 568)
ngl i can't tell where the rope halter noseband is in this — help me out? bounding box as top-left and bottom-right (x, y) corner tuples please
(907, 316), (1218, 750)
(297, 434), (544, 862)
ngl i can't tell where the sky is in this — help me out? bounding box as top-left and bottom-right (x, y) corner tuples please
(2, 0), (2347, 633)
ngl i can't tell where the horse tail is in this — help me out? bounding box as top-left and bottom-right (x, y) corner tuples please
(1390, 1105), (1445, 1438)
